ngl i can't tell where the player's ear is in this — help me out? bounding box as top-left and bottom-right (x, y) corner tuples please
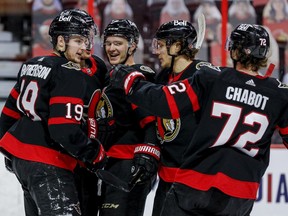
(128, 42), (137, 55)
(57, 35), (66, 51)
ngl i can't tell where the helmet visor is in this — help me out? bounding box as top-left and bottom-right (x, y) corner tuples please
(225, 36), (233, 51)
(152, 38), (167, 54)
(85, 27), (98, 50)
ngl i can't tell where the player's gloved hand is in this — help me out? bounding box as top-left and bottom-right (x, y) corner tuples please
(84, 138), (107, 173)
(4, 157), (14, 173)
(129, 143), (160, 187)
(97, 117), (117, 148)
(87, 117), (98, 139)
(110, 64), (145, 94)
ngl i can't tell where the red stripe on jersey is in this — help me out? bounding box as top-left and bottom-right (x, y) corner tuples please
(139, 116), (155, 128)
(2, 107), (21, 119)
(106, 144), (136, 159)
(50, 97), (83, 105)
(158, 165), (179, 183)
(175, 169), (259, 199)
(163, 86), (180, 119)
(48, 117), (80, 125)
(10, 88), (19, 99)
(278, 126), (288, 135)
(183, 79), (200, 112)
(0, 132), (77, 171)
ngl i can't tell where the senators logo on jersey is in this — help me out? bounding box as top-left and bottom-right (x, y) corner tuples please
(156, 118), (181, 144)
(96, 93), (113, 119)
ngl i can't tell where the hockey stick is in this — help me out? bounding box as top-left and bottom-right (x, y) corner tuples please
(264, 63), (275, 77)
(95, 169), (144, 193)
(195, 13), (206, 50)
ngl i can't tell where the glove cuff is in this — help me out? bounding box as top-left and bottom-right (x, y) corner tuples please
(92, 144), (106, 164)
(124, 72), (145, 95)
(134, 144), (160, 161)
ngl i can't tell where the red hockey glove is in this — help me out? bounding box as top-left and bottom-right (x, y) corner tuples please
(129, 143), (160, 186)
(110, 64), (145, 95)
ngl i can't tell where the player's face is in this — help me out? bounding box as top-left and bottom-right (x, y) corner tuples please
(65, 35), (87, 63)
(82, 49), (92, 60)
(104, 36), (129, 65)
(154, 39), (172, 68)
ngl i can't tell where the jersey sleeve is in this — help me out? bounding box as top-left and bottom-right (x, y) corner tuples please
(0, 82), (22, 138)
(276, 102), (288, 148)
(127, 67), (217, 120)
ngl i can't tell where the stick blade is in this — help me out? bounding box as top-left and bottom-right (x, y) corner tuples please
(96, 169), (130, 192)
(195, 13), (206, 50)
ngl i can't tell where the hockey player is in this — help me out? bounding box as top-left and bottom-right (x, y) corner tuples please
(97, 19), (160, 216)
(73, 13), (109, 216)
(0, 9), (106, 216)
(150, 20), (210, 216)
(109, 24), (288, 215)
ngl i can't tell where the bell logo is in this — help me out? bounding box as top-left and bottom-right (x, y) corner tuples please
(59, 15), (72, 22)
(174, 20), (187, 26)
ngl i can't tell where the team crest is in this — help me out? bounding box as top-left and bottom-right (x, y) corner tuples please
(277, 79), (288, 89)
(196, 62), (221, 72)
(62, 61), (81, 70)
(96, 93), (113, 118)
(139, 65), (155, 74)
(156, 118), (181, 144)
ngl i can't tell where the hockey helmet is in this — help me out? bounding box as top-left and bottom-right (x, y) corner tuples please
(103, 19), (140, 44)
(152, 20), (197, 51)
(49, 9), (97, 48)
(226, 24), (270, 59)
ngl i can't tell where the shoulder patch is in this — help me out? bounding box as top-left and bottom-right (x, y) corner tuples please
(62, 61), (81, 70)
(277, 79), (288, 89)
(196, 62), (221, 72)
(139, 65), (155, 74)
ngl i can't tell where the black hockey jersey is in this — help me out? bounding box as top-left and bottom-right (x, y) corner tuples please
(155, 60), (207, 183)
(96, 64), (156, 159)
(0, 55), (104, 171)
(126, 65), (288, 199)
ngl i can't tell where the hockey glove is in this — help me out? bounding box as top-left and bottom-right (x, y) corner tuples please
(97, 117), (117, 148)
(84, 139), (107, 173)
(110, 64), (145, 95)
(129, 143), (160, 186)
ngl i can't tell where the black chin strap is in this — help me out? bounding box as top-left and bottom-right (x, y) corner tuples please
(230, 50), (237, 69)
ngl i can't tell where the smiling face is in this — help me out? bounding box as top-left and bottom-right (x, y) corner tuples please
(104, 36), (135, 65)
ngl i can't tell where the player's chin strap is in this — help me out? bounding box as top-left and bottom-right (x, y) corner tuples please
(58, 50), (66, 58)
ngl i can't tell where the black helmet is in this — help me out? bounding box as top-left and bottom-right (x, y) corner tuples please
(227, 24), (270, 59)
(103, 19), (140, 44)
(154, 20), (197, 49)
(49, 9), (96, 47)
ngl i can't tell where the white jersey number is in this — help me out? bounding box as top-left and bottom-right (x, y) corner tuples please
(211, 102), (269, 157)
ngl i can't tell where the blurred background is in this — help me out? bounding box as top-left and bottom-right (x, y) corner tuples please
(1, 0), (287, 143)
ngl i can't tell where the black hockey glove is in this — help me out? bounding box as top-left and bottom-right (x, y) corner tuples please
(4, 157), (13, 173)
(110, 64), (145, 95)
(129, 143), (160, 186)
(97, 117), (117, 148)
